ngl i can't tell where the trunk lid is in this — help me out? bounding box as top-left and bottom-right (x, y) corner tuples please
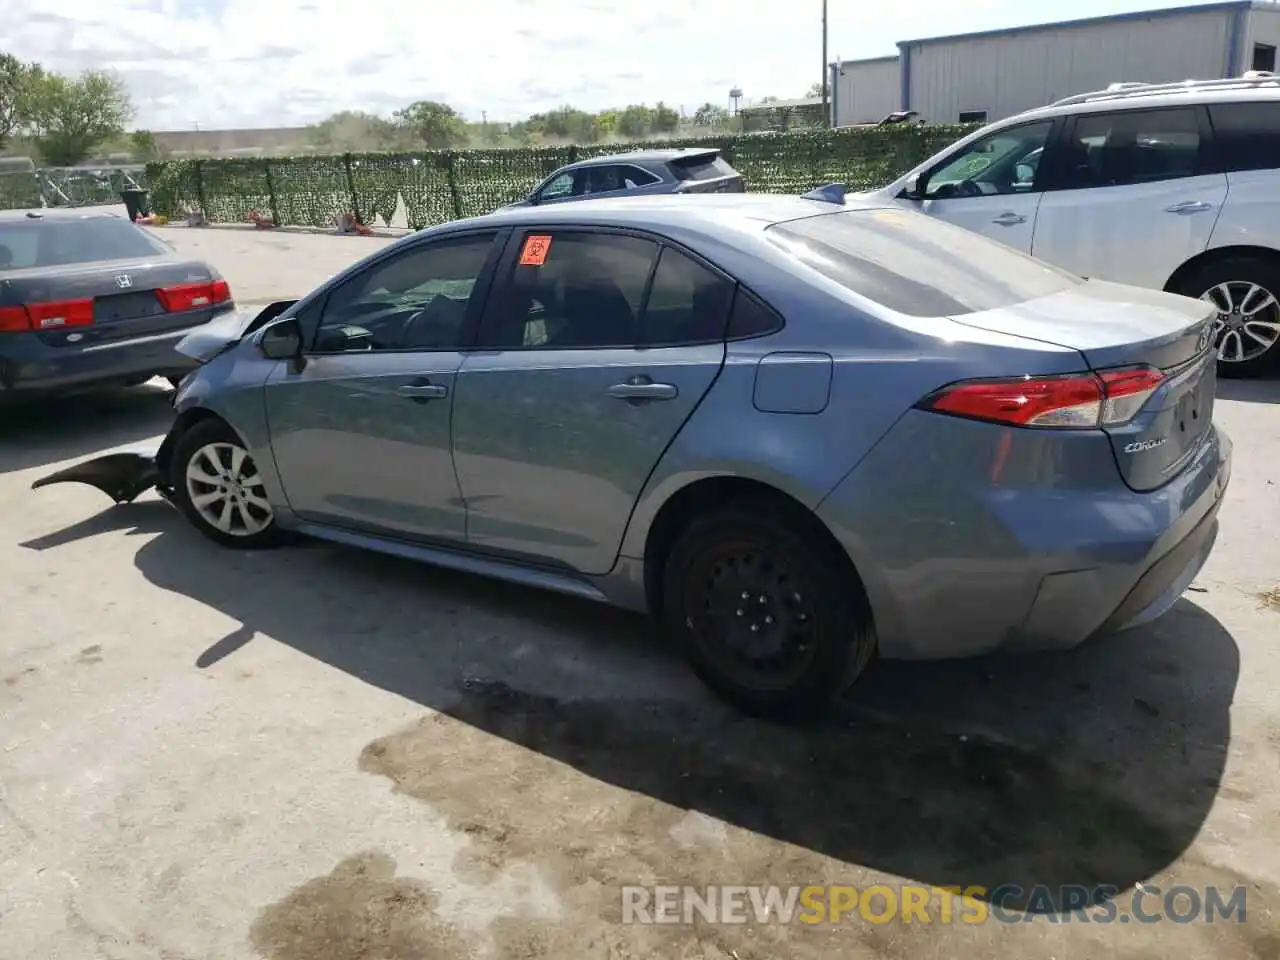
(949, 279), (1217, 492)
(0, 257), (230, 348)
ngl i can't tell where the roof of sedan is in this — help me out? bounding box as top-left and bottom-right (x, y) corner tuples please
(441, 192), (889, 236)
(0, 208), (122, 221)
(566, 147), (719, 167)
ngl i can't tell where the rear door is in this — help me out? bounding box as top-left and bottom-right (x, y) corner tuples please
(263, 229), (505, 542)
(451, 227), (734, 574)
(908, 119), (1058, 254)
(1031, 105), (1227, 289)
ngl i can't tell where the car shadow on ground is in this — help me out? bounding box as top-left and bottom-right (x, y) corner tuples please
(0, 384), (173, 475)
(1217, 377), (1280, 404)
(23, 500), (1240, 915)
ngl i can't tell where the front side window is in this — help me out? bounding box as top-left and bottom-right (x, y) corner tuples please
(1056, 107), (1202, 190)
(923, 120), (1054, 199)
(312, 233), (496, 352)
(537, 171), (577, 202)
(482, 231), (658, 349)
(767, 208), (1082, 317)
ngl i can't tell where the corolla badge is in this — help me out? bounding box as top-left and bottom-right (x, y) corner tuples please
(1125, 437), (1168, 454)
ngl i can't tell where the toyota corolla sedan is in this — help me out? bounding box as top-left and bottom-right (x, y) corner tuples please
(33, 191), (1231, 719)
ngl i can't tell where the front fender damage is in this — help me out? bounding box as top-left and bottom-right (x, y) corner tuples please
(31, 443), (166, 505)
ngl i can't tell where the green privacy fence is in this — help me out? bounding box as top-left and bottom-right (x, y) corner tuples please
(142, 124), (978, 231)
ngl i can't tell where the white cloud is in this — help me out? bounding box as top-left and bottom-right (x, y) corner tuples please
(7, 0), (1219, 131)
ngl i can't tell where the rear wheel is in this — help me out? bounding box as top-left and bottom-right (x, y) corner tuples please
(1176, 257), (1280, 378)
(170, 418), (285, 549)
(661, 499), (876, 720)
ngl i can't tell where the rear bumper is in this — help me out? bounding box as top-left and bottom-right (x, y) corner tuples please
(0, 315), (218, 398)
(816, 413), (1232, 660)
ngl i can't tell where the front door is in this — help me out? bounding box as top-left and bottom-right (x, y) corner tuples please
(264, 230), (504, 541)
(908, 119), (1057, 254)
(451, 228), (734, 574)
(1031, 106), (1227, 289)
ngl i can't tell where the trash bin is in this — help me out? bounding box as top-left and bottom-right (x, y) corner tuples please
(120, 188), (151, 221)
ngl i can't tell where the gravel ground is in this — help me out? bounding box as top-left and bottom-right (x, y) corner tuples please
(1, 225), (1278, 959)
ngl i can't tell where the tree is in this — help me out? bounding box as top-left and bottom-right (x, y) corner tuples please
(651, 101), (680, 134)
(807, 81), (824, 97)
(693, 102), (728, 127)
(309, 110), (405, 152)
(27, 69), (133, 166)
(617, 104), (653, 139)
(0, 53), (39, 151)
(392, 100), (467, 150)
(129, 129), (159, 161)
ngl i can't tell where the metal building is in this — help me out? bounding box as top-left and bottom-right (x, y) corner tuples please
(830, 0), (1280, 126)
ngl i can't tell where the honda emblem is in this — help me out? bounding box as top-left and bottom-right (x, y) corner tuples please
(114, 274), (132, 289)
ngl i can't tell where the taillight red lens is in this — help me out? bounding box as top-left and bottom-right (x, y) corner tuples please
(0, 306), (31, 332)
(26, 299), (94, 329)
(157, 280), (231, 312)
(920, 366), (1164, 429)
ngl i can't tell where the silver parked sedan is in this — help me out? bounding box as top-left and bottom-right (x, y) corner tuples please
(35, 192), (1232, 718)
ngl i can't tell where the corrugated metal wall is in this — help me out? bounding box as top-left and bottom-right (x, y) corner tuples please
(833, 57), (901, 126)
(904, 8), (1236, 123)
(1245, 6), (1280, 64)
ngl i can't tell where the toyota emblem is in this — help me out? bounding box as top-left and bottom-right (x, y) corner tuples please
(114, 274), (132, 289)
(1197, 323), (1213, 354)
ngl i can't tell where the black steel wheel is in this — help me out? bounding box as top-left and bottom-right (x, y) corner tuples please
(662, 498), (876, 720)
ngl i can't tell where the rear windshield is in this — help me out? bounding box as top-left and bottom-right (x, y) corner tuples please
(766, 208), (1083, 316)
(670, 155), (738, 181)
(0, 217), (168, 271)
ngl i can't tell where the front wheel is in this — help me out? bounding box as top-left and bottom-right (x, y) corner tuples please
(170, 418), (285, 549)
(1177, 257), (1280, 379)
(661, 499), (876, 720)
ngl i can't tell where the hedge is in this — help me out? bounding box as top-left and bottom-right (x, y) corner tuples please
(142, 124), (978, 230)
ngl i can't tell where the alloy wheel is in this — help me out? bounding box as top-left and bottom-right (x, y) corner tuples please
(184, 442), (273, 537)
(1200, 281), (1280, 363)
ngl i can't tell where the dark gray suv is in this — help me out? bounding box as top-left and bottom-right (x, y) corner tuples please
(504, 148), (745, 209)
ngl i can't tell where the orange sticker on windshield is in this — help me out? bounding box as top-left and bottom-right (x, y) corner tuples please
(519, 234), (552, 266)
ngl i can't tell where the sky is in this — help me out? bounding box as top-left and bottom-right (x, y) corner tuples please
(8, 0), (1232, 131)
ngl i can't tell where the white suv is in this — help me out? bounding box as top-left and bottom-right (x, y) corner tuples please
(874, 73), (1280, 378)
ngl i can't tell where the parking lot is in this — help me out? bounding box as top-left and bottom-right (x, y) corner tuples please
(2, 223), (1279, 959)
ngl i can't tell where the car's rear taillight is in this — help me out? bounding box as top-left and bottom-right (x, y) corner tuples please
(0, 306), (31, 332)
(917, 366), (1164, 429)
(157, 280), (232, 312)
(1, 300), (95, 332)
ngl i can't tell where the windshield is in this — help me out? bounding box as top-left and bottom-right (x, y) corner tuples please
(766, 208), (1083, 317)
(0, 217), (169, 271)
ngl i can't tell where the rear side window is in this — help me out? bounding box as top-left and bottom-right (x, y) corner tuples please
(1056, 108), (1203, 190)
(0, 218), (167, 271)
(767, 208), (1082, 317)
(1208, 101), (1280, 172)
(640, 247), (735, 346)
(483, 231), (658, 349)
(670, 155), (738, 181)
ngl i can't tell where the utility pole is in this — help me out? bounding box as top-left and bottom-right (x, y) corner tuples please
(821, 0), (830, 126)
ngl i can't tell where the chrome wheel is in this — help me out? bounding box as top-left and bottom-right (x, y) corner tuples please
(1200, 281), (1280, 363)
(183, 442), (273, 537)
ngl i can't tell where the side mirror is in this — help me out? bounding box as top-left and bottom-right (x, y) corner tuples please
(526, 192), (540, 206)
(259, 316), (302, 360)
(900, 174), (925, 201)
(313, 324), (373, 353)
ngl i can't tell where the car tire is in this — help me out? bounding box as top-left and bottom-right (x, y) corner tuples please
(1175, 257), (1280, 379)
(661, 498), (877, 721)
(170, 417), (286, 549)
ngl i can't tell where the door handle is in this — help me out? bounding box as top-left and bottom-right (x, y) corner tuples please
(396, 382), (448, 401)
(607, 376), (678, 402)
(1164, 200), (1213, 215)
(991, 212), (1026, 226)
